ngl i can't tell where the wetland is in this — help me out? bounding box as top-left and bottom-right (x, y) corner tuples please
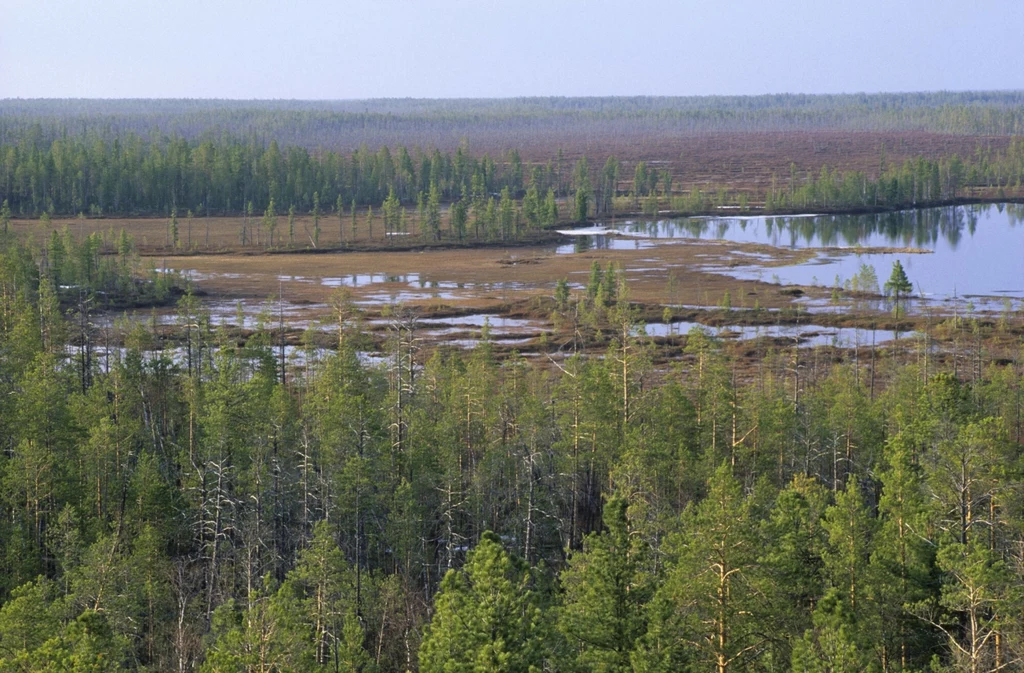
(65, 202), (1024, 370)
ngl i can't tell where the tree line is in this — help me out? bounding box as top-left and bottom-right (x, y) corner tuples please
(4, 133), (1024, 250)
(4, 92), (1024, 152)
(762, 141), (1024, 211)
(2, 226), (1024, 670)
(0, 130), (560, 218)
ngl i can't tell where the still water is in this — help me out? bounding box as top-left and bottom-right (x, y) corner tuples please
(567, 204), (1024, 304)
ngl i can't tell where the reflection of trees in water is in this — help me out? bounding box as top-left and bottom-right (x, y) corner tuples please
(786, 209), (954, 248)
(572, 236), (592, 253)
(627, 205), (1011, 249)
(571, 235), (613, 254)
(1005, 203), (1024, 225)
(939, 207), (964, 249)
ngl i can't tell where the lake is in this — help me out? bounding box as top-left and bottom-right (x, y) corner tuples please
(565, 203), (1024, 309)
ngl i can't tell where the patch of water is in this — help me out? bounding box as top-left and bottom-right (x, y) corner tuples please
(420, 314), (541, 330)
(667, 304), (783, 313)
(609, 204), (1024, 300)
(169, 270), (248, 282)
(729, 250), (776, 262)
(555, 235), (658, 255)
(322, 273), (420, 288)
(95, 301), (333, 330)
(435, 337), (535, 349)
(353, 290), (462, 305)
(641, 321), (912, 348)
(418, 281), (466, 290)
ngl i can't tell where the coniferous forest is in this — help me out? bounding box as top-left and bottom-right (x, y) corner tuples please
(3, 221), (1024, 673)
(2, 93), (1024, 219)
(1, 97), (1024, 672)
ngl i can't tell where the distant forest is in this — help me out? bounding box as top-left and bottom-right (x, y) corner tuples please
(3, 92), (1024, 153)
(2, 93), (1024, 222)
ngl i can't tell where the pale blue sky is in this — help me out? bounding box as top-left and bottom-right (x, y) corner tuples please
(2, 0), (1022, 99)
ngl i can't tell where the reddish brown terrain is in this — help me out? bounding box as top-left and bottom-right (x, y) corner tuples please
(509, 130), (1011, 195)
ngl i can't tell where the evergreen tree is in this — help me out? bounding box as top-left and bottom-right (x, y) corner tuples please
(791, 593), (864, 673)
(868, 433), (935, 671)
(311, 191), (321, 248)
(799, 479), (878, 670)
(426, 182), (441, 241)
(450, 198), (468, 240)
(884, 260), (913, 318)
(559, 495), (652, 672)
(170, 207), (179, 249)
(336, 195), (345, 245)
(382, 187), (401, 238)
(1, 199), (11, 236)
(262, 198), (277, 248)
(284, 520), (357, 666)
(759, 475), (829, 666)
(574, 185), (589, 223)
(544, 188), (559, 226)
(419, 532), (551, 672)
(639, 465), (765, 673)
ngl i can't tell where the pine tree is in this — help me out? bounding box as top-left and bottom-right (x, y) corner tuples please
(284, 521), (358, 666)
(791, 592), (864, 673)
(170, 207), (179, 249)
(1, 199), (12, 236)
(759, 475), (829, 665)
(919, 539), (1012, 673)
(498, 186), (514, 240)
(639, 465), (765, 673)
(544, 188), (559, 226)
(800, 479), (878, 669)
(311, 191), (321, 248)
(262, 198), (277, 248)
(884, 260), (913, 318)
(336, 194), (344, 245)
(822, 480), (876, 621)
(0, 578), (63, 662)
(450, 198), (468, 240)
(426, 182), (442, 241)
(574, 157), (591, 223)
(868, 433), (935, 671)
(383, 187), (401, 238)
(419, 532), (551, 672)
(559, 495), (652, 672)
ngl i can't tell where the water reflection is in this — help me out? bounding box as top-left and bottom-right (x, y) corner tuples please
(611, 204), (1024, 251)
(322, 273), (420, 287)
(563, 204), (1024, 300)
(555, 234), (656, 255)
(642, 322), (914, 349)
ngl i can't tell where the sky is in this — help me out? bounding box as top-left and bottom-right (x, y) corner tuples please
(2, 0), (1023, 99)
